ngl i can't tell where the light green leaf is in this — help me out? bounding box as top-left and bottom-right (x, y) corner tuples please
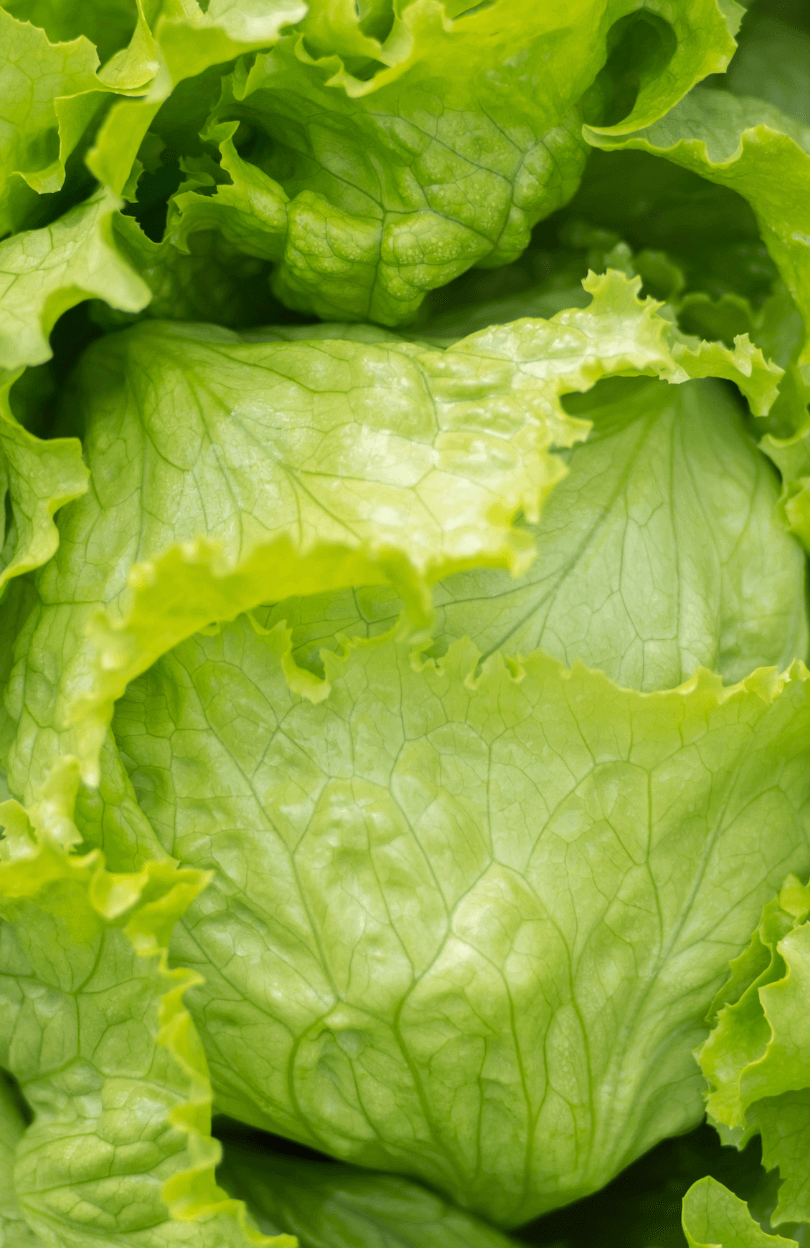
(682, 1177), (796, 1248)
(0, 8), (108, 236)
(166, 119), (288, 262)
(169, 0), (740, 323)
(284, 373), (806, 691)
(0, 378), (88, 592)
(219, 1139), (518, 1248)
(86, 0), (307, 199)
(103, 621), (810, 1227)
(698, 872), (810, 1227)
(0, 187), (150, 373)
(0, 769), (295, 1247)
(6, 270), (732, 800)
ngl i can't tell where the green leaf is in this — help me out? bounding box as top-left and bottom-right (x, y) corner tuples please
(0, 767), (295, 1247)
(168, 0), (741, 323)
(285, 373), (807, 691)
(86, 0), (307, 200)
(727, 8), (810, 127)
(166, 119), (288, 263)
(698, 872), (810, 1227)
(0, 375), (88, 592)
(682, 1177), (796, 1248)
(0, 187), (150, 373)
(6, 270), (731, 801)
(219, 1138), (518, 1248)
(0, 8), (108, 236)
(103, 621), (810, 1227)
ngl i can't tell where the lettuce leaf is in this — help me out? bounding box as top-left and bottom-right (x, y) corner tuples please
(273, 373), (808, 692)
(697, 869), (810, 1233)
(1, 0), (140, 67)
(218, 1133), (518, 1247)
(0, 7), (106, 237)
(0, 375), (88, 592)
(586, 89), (810, 369)
(101, 619), (810, 1227)
(0, 766), (294, 1247)
(166, 0), (742, 323)
(0, 187), (150, 372)
(5, 270), (747, 802)
(681, 1177), (796, 1248)
(85, 0), (308, 201)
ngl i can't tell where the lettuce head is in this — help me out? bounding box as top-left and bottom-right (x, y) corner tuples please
(2, 2), (810, 1246)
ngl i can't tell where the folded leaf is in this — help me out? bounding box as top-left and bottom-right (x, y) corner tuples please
(585, 87), (810, 383)
(0, 187), (150, 373)
(276, 373), (807, 691)
(168, 0), (741, 323)
(698, 872), (810, 1228)
(6, 270), (731, 799)
(104, 621), (810, 1226)
(86, 0), (307, 201)
(0, 376), (88, 590)
(0, 769), (295, 1247)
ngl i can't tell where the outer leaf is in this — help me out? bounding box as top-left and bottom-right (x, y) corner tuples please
(104, 622), (810, 1226)
(0, 770), (294, 1247)
(0, 187), (150, 373)
(5, 270), (739, 800)
(682, 1177), (795, 1248)
(168, 0), (741, 323)
(219, 1139), (518, 1248)
(275, 374), (807, 691)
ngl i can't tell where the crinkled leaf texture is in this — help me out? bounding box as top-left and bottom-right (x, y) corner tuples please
(4, 269), (754, 800)
(698, 870), (810, 1230)
(272, 373), (807, 692)
(219, 1139), (517, 1247)
(99, 621), (810, 1228)
(166, 0), (741, 323)
(0, 769), (294, 1247)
